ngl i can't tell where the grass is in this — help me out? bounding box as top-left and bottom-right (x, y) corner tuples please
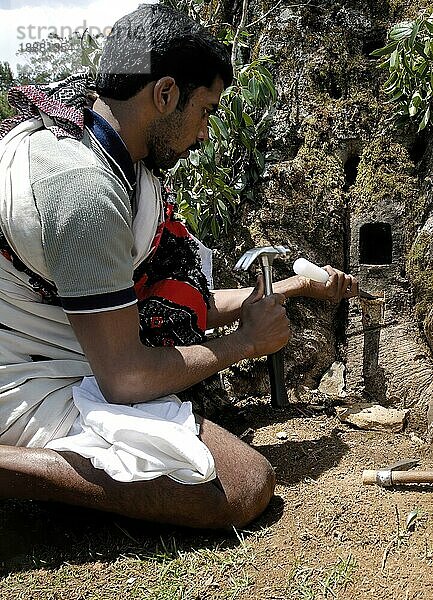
(285, 555), (358, 599)
(0, 548), (255, 600)
(0, 511), (263, 600)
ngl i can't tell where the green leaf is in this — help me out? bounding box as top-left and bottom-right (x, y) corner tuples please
(217, 197), (227, 212)
(241, 88), (254, 104)
(384, 72), (398, 89)
(386, 89), (404, 102)
(243, 112), (254, 126)
(262, 77), (277, 102)
(370, 40), (399, 57)
(248, 77), (260, 100)
(402, 51), (412, 74)
(240, 131), (253, 150)
(411, 91), (423, 107)
(211, 217), (218, 239)
(238, 71), (249, 87)
(230, 95), (243, 122)
(390, 49), (400, 70)
(389, 22), (414, 41)
(418, 105), (430, 130)
(189, 151), (200, 167)
(417, 60), (428, 77)
(425, 20), (433, 34)
(254, 149), (265, 171)
(410, 20), (421, 45)
(414, 40), (429, 59)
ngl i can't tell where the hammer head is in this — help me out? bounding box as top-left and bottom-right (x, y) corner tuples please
(234, 245), (289, 271)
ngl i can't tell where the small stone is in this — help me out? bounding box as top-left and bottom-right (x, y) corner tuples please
(318, 361), (346, 397)
(276, 431), (288, 440)
(336, 404), (409, 433)
(409, 432), (426, 446)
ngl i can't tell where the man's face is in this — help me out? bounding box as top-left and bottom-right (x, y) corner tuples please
(146, 76), (224, 170)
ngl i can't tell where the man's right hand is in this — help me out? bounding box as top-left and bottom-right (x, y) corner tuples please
(68, 275), (290, 405)
(237, 275), (291, 359)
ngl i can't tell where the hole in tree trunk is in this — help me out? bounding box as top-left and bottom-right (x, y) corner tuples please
(359, 222), (392, 264)
(408, 135), (428, 163)
(328, 75), (343, 99)
(344, 155), (360, 190)
(362, 36), (387, 59)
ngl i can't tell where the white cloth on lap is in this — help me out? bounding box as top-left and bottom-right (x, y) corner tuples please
(47, 377), (216, 484)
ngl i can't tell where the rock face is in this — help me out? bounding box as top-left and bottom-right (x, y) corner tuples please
(212, 0), (433, 422)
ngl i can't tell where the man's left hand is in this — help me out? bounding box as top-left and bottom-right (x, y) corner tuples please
(274, 267), (359, 303)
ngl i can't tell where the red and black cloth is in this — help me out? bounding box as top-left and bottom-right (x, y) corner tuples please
(134, 202), (210, 347)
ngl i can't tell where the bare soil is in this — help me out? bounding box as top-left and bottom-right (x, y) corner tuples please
(240, 397), (433, 599)
(1, 396), (432, 599)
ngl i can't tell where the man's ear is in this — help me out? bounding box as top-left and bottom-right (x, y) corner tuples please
(153, 76), (180, 113)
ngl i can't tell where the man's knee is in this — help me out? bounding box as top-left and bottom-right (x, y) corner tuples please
(105, 456), (275, 530)
(221, 453), (276, 529)
(236, 454), (276, 527)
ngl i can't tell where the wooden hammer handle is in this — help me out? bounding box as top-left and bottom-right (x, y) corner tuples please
(363, 469), (433, 485)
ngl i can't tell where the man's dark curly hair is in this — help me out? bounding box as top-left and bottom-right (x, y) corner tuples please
(95, 4), (233, 108)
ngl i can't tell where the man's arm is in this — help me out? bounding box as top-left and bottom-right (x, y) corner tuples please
(68, 276), (289, 405)
(207, 268), (358, 329)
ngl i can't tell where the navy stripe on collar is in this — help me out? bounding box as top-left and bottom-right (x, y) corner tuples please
(84, 108), (136, 189)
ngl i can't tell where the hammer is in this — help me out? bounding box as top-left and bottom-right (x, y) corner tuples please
(362, 459), (433, 487)
(234, 245), (290, 408)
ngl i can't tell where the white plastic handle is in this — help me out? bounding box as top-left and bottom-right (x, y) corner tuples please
(293, 258), (329, 284)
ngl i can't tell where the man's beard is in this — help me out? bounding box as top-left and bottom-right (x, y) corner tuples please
(145, 147), (180, 171)
(146, 111), (185, 171)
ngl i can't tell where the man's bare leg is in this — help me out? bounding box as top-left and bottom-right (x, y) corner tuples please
(0, 418), (275, 529)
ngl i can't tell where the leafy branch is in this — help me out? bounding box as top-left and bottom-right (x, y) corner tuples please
(167, 58), (277, 242)
(231, 0), (249, 76)
(163, 0), (278, 243)
(372, 10), (433, 131)
(163, 0), (208, 23)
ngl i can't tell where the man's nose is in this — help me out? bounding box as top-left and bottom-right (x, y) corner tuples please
(197, 126), (209, 143)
